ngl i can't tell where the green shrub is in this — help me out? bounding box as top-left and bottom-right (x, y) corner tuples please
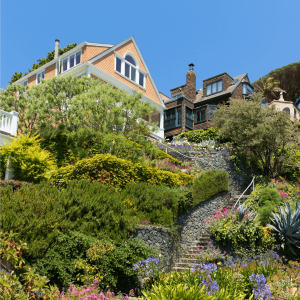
(51, 153), (194, 189)
(122, 182), (177, 226)
(178, 127), (220, 143)
(192, 170), (229, 206)
(0, 134), (57, 183)
(257, 187), (282, 226)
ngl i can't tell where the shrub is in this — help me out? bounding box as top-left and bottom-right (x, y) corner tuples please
(192, 170), (229, 206)
(51, 153), (194, 189)
(0, 134), (56, 183)
(178, 127), (220, 143)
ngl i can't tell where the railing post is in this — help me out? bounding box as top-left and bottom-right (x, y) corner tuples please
(10, 111), (19, 136)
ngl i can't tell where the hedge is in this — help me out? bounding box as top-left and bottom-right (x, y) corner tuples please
(192, 170), (228, 206)
(178, 127), (220, 143)
(51, 153), (194, 188)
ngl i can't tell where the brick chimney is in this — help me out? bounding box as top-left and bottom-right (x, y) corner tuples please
(185, 63), (196, 102)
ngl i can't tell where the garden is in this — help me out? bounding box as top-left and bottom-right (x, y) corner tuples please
(1, 76), (300, 299)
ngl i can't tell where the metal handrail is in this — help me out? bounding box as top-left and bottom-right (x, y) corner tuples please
(234, 176), (255, 208)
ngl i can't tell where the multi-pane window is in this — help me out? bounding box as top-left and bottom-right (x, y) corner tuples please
(206, 80), (222, 96)
(194, 106), (206, 123)
(37, 71), (45, 84)
(164, 106), (182, 130)
(185, 106), (193, 129)
(115, 54), (146, 88)
(62, 51), (81, 72)
(242, 83), (253, 96)
(21, 80), (28, 87)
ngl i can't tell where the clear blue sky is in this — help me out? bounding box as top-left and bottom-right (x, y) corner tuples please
(1, 0), (299, 97)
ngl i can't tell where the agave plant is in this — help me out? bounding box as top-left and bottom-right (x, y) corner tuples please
(233, 203), (258, 223)
(267, 202), (300, 255)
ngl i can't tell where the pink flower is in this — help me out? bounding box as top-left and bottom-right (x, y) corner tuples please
(228, 227), (232, 230)
(94, 278), (99, 283)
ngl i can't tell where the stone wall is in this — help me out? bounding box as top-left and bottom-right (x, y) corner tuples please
(132, 191), (231, 269)
(131, 225), (178, 268)
(166, 149), (252, 195)
(176, 191), (230, 251)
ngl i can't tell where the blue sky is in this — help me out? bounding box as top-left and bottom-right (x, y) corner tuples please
(1, 0), (299, 97)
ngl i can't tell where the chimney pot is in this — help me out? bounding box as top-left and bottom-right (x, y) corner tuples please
(54, 39), (60, 59)
(189, 63), (194, 71)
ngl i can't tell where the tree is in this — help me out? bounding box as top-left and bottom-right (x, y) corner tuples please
(254, 77), (281, 102)
(70, 80), (158, 138)
(213, 93), (300, 178)
(1, 75), (158, 140)
(0, 84), (40, 134)
(252, 61), (300, 107)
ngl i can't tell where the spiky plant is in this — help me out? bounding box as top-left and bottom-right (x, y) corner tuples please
(267, 202), (300, 255)
(233, 203), (258, 223)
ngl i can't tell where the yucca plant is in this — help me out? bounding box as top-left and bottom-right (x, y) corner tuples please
(267, 202), (300, 254)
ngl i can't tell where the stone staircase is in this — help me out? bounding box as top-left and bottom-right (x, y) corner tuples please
(173, 194), (249, 272)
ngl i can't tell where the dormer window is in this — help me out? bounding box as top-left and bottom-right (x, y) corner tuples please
(206, 80), (222, 96)
(242, 83), (253, 96)
(37, 70), (45, 84)
(283, 107), (290, 115)
(171, 93), (183, 100)
(62, 51), (81, 72)
(115, 53), (146, 89)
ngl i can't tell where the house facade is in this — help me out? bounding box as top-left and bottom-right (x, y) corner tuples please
(269, 92), (300, 122)
(163, 65), (253, 139)
(13, 36), (165, 140)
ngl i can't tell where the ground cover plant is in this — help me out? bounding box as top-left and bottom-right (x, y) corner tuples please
(140, 251), (300, 299)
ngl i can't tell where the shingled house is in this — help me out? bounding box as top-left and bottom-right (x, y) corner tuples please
(163, 65), (253, 139)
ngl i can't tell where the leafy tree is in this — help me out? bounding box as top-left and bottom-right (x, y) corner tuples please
(9, 43), (77, 84)
(252, 61), (300, 106)
(254, 77), (281, 101)
(213, 92), (300, 178)
(69, 80), (158, 138)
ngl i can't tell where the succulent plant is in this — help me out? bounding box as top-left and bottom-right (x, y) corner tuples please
(267, 202), (300, 255)
(233, 203), (258, 223)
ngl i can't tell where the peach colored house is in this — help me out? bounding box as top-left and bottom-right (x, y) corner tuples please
(269, 92), (300, 123)
(13, 36), (166, 140)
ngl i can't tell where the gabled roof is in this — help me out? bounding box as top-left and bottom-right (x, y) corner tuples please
(89, 36), (165, 108)
(195, 73), (248, 104)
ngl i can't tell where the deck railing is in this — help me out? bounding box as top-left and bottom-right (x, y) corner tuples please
(0, 110), (19, 136)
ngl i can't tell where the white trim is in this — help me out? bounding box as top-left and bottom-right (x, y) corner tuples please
(85, 42), (114, 47)
(64, 63), (165, 110)
(60, 50), (82, 74)
(114, 51), (146, 89)
(124, 52), (139, 67)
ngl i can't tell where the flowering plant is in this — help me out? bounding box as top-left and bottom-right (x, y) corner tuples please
(133, 256), (160, 279)
(206, 206), (275, 249)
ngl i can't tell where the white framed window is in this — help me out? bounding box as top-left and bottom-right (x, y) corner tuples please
(114, 52), (146, 89)
(36, 70), (45, 84)
(62, 50), (82, 73)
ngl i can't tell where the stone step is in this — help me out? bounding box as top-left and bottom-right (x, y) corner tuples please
(172, 266), (193, 272)
(175, 262), (197, 268)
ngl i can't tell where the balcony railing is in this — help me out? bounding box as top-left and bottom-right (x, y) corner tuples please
(0, 110), (19, 136)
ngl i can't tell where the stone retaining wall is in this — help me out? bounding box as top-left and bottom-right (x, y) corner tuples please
(132, 191), (231, 269)
(167, 149), (252, 194)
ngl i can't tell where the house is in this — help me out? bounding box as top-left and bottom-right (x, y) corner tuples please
(269, 91), (300, 122)
(163, 65), (253, 139)
(12, 36), (165, 140)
